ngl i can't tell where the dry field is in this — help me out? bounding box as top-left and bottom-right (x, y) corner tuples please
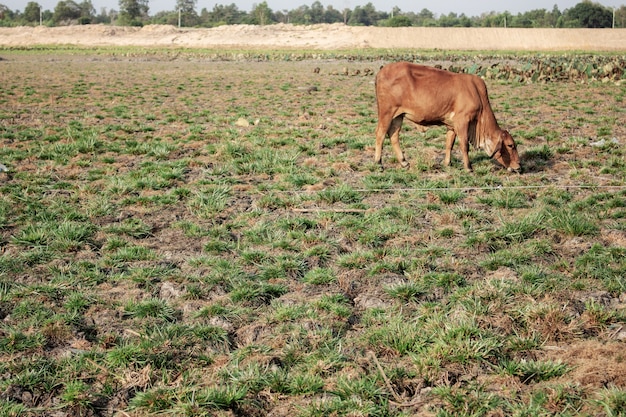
(0, 44), (625, 417)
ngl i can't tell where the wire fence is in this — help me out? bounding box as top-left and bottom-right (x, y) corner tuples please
(349, 184), (626, 193)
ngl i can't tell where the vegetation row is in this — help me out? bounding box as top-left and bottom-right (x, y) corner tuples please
(4, 47), (624, 83)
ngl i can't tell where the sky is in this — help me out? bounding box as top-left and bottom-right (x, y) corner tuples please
(4, 0), (625, 16)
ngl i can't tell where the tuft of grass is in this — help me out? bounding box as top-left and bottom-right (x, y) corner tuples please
(188, 186), (232, 217)
(574, 244), (626, 292)
(124, 298), (177, 322)
(366, 316), (428, 355)
(548, 204), (599, 237)
(315, 184), (363, 205)
(432, 385), (503, 416)
(105, 218), (153, 238)
(0, 329), (46, 353)
(185, 385), (248, 411)
(61, 380), (93, 411)
(498, 359), (570, 383)
(303, 267), (336, 284)
(437, 189), (465, 204)
(129, 387), (176, 413)
(595, 387), (626, 417)
(477, 189), (529, 209)
(230, 282), (288, 305)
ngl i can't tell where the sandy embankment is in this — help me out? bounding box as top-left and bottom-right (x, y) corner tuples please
(0, 23), (625, 51)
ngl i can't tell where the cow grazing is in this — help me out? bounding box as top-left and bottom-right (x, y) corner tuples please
(374, 62), (521, 173)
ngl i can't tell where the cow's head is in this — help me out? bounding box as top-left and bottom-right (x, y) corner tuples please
(488, 130), (521, 173)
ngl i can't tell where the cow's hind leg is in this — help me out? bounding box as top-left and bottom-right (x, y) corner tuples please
(443, 129), (456, 167)
(388, 116), (409, 168)
(374, 117), (391, 168)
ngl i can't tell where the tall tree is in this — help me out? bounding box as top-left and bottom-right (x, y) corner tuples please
(206, 3), (243, 25)
(615, 5), (626, 28)
(118, 0), (148, 24)
(249, 1), (273, 25)
(288, 5), (310, 24)
(546, 4), (561, 27)
(348, 2), (379, 26)
(23, 1), (41, 23)
(416, 8), (435, 26)
(322, 5), (342, 23)
(564, 1), (612, 27)
(309, 1), (323, 23)
(53, 0), (81, 23)
(0, 4), (15, 20)
(78, 0), (95, 21)
(176, 0), (198, 26)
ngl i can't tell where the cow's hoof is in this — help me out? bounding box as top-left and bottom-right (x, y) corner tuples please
(400, 161), (410, 169)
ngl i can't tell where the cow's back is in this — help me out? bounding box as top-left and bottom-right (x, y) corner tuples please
(376, 62), (444, 97)
(377, 62), (463, 88)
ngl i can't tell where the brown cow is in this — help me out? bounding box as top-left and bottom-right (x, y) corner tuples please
(374, 62), (521, 173)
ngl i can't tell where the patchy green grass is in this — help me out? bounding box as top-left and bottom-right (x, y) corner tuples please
(0, 49), (624, 417)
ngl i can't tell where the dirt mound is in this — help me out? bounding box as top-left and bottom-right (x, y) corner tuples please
(0, 24), (625, 50)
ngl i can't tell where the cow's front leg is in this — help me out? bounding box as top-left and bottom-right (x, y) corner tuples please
(443, 130), (456, 166)
(454, 122), (473, 172)
(458, 136), (473, 172)
(389, 117), (409, 168)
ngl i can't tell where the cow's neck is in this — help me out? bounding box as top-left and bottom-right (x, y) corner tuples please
(474, 107), (501, 150)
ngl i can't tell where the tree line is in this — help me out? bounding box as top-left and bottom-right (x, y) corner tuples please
(1, 0), (624, 28)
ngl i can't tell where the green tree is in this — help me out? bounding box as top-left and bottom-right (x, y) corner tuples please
(151, 10), (178, 25)
(615, 6), (626, 28)
(322, 5), (342, 23)
(77, 0), (95, 23)
(415, 8), (435, 26)
(309, 0), (324, 23)
(288, 5), (311, 24)
(438, 12), (471, 27)
(249, 1), (273, 25)
(347, 2), (379, 26)
(53, 0), (81, 23)
(511, 9), (550, 27)
(546, 4), (562, 27)
(0, 4), (15, 21)
(341, 7), (350, 24)
(23, 1), (41, 23)
(176, 0), (198, 26)
(94, 6), (111, 23)
(118, 0), (148, 25)
(203, 3), (243, 26)
(564, 1), (612, 28)
(384, 15), (412, 27)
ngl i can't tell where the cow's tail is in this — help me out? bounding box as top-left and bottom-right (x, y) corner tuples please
(468, 119), (479, 150)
